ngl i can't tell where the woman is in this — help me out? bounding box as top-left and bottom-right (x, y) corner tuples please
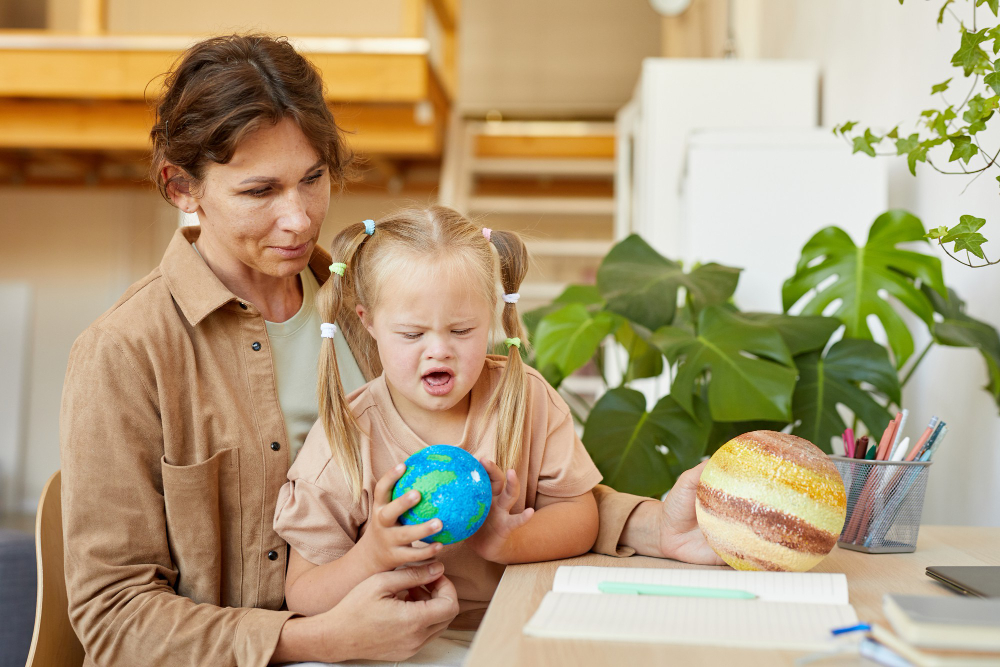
(59, 34), (719, 667)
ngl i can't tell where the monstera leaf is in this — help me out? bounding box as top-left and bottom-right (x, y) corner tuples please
(924, 286), (1000, 410)
(523, 284), (603, 342)
(738, 312), (841, 356)
(792, 339), (901, 453)
(582, 388), (711, 497)
(597, 234), (740, 332)
(534, 304), (620, 387)
(651, 306), (797, 422)
(614, 321), (664, 383)
(782, 210), (946, 368)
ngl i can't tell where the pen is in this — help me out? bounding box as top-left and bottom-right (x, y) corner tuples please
(597, 582), (757, 599)
(830, 622), (871, 636)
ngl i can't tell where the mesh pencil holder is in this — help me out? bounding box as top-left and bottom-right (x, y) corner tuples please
(830, 456), (932, 554)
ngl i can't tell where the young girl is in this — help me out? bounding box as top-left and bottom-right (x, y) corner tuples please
(273, 206), (602, 641)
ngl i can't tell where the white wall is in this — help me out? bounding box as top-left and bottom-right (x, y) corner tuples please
(755, 0), (1000, 526)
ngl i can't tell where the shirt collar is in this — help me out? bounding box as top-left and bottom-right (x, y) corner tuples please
(160, 226), (333, 327)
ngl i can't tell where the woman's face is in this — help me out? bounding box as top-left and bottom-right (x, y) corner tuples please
(181, 117), (331, 279)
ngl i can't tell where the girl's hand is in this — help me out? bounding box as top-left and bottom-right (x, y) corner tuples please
(357, 463), (445, 574)
(465, 459), (535, 563)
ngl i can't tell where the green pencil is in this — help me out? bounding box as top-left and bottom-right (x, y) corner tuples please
(597, 581), (756, 599)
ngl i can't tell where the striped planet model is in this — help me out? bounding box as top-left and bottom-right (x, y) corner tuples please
(696, 430), (847, 572)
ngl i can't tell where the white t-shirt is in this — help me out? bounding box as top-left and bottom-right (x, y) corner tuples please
(264, 269), (366, 461)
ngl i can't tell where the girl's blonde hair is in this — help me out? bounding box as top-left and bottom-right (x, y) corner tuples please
(317, 205), (529, 502)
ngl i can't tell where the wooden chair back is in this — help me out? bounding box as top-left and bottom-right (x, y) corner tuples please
(26, 470), (85, 667)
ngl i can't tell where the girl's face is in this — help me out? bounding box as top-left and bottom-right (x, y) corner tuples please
(176, 116), (330, 280)
(357, 258), (493, 424)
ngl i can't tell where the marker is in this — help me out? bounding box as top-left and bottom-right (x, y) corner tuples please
(890, 437), (910, 462)
(597, 582), (756, 599)
(831, 622), (871, 636)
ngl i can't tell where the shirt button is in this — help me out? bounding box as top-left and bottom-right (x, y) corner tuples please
(270, 442), (281, 452)
(267, 550), (278, 561)
(239, 302), (248, 310)
(251, 341), (261, 351)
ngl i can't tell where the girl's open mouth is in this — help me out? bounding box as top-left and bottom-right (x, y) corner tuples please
(421, 370), (455, 396)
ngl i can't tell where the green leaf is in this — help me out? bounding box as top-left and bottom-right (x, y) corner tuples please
(977, 0), (1000, 16)
(839, 120), (858, 134)
(534, 304), (619, 383)
(940, 214), (989, 259)
(596, 234), (740, 332)
(985, 70), (1000, 94)
(852, 129), (881, 157)
(782, 210), (947, 368)
(930, 107), (957, 136)
(886, 126), (900, 139)
(962, 94), (999, 123)
(968, 120), (988, 134)
(895, 133), (921, 156)
(792, 339), (901, 453)
(907, 143), (929, 175)
(738, 313), (841, 356)
(926, 225), (950, 239)
(652, 306), (797, 422)
(522, 284), (603, 347)
(948, 135), (980, 164)
(924, 287), (1000, 409)
(938, 0), (955, 24)
(615, 322), (665, 383)
(582, 388), (711, 497)
(952, 27), (992, 76)
(931, 77), (952, 94)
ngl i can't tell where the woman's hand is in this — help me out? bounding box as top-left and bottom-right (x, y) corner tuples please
(272, 562), (460, 663)
(657, 461), (724, 565)
(464, 459), (535, 563)
(357, 463), (445, 573)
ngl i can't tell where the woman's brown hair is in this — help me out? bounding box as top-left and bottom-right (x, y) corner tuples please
(149, 34), (353, 200)
(317, 206), (529, 502)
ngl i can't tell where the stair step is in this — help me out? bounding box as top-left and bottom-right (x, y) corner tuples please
(526, 240), (612, 257)
(469, 196), (615, 216)
(470, 158), (616, 177)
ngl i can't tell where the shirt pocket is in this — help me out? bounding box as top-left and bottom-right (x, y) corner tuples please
(161, 447), (243, 607)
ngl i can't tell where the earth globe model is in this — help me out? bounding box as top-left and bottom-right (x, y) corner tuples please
(392, 444), (492, 544)
(695, 430), (847, 572)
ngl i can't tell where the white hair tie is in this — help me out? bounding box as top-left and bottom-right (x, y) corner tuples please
(502, 292), (520, 304)
(320, 323), (338, 339)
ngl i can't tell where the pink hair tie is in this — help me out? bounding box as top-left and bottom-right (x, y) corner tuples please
(482, 227), (492, 241)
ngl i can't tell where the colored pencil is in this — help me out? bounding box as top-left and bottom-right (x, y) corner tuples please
(875, 415), (898, 461)
(906, 417), (938, 461)
(888, 409), (908, 460)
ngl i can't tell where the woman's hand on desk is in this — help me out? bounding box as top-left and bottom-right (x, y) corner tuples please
(657, 461), (724, 565)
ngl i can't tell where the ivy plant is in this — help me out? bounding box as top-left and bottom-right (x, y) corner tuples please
(526, 210), (1000, 498)
(834, 0), (1000, 268)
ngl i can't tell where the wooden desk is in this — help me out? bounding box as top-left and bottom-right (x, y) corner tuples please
(465, 526), (1000, 666)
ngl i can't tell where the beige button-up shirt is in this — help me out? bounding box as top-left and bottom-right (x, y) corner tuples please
(59, 226), (646, 667)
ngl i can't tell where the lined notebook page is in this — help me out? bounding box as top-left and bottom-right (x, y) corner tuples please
(552, 566), (849, 605)
(523, 593), (859, 651)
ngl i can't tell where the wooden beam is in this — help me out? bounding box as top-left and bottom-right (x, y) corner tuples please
(475, 135), (615, 160)
(428, 0), (458, 31)
(660, 0), (729, 58)
(0, 48), (435, 103)
(0, 99), (446, 156)
(401, 0), (427, 38)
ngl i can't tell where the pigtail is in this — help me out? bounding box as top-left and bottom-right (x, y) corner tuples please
(317, 224), (368, 503)
(485, 229), (530, 473)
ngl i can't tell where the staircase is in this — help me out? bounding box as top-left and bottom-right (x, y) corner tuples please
(439, 117), (618, 312)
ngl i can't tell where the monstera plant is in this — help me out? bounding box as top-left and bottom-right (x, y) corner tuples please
(525, 210), (1000, 498)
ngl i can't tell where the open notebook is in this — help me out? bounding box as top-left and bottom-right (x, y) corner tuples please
(522, 566), (859, 651)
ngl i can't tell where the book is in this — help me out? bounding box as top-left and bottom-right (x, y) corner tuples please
(522, 566), (858, 651)
(883, 594), (1000, 651)
(871, 624), (1000, 667)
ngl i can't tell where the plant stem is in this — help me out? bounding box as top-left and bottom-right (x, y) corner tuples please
(901, 339), (935, 388)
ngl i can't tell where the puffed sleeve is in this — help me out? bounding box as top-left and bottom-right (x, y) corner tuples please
(274, 420), (369, 565)
(60, 326), (295, 667)
(534, 378), (603, 499)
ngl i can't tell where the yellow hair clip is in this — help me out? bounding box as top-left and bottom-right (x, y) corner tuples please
(329, 262), (346, 276)
(504, 337), (521, 349)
